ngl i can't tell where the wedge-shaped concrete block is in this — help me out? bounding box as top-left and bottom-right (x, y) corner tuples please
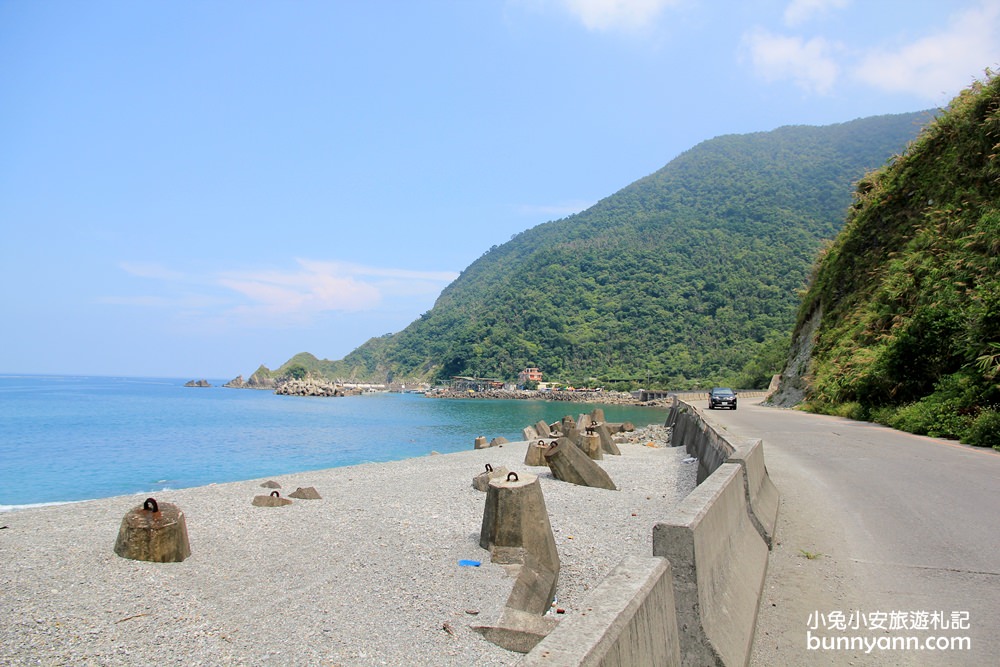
(289, 486), (322, 499)
(478, 471), (561, 652)
(597, 424), (622, 456)
(544, 437), (616, 490)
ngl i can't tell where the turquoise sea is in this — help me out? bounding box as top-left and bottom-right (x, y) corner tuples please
(0, 375), (666, 510)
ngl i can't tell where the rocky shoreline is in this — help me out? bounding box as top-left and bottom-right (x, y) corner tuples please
(218, 374), (673, 406)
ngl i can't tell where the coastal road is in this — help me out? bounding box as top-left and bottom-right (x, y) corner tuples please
(700, 398), (1000, 667)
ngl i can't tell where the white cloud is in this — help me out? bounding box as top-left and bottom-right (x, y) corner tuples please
(783, 0), (851, 27)
(852, 1), (1000, 100)
(107, 259), (459, 328)
(516, 0), (680, 32)
(742, 28), (841, 94)
(218, 264), (381, 320)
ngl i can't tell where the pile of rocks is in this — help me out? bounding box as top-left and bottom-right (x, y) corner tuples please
(273, 379), (358, 397)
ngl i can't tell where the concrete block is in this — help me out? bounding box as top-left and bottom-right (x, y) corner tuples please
(521, 556), (681, 667)
(475, 436), (490, 449)
(252, 491), (293, 507)
(652, 463), (767, 667)
(523, 425), (540, 441)
(474, 608), (561, 654)
(545, 438), (616, 490)
(473, 463), (511, 492)
(596, 424), (621, 456)
(525, 440), (552, 466)
(582, 433), (603, 460)
(478, 471), (562, 652)
(535, 421), (552, 438)
(561, 415), (577, 435)
(114, 498), (191, 563)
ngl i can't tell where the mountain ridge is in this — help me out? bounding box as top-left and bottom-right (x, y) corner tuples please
(251, 110), (933, 389)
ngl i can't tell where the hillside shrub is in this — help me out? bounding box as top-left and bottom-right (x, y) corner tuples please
(964, 409), (1000, 448)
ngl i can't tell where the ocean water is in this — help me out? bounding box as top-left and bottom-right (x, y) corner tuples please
(0, 375), (666, 510)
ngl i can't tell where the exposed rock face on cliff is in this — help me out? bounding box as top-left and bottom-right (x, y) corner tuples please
(767, 305), (821, 408)
(184, 379), (211, 387)
(223, 375), (245, 388)
(244, 371), (276, 389)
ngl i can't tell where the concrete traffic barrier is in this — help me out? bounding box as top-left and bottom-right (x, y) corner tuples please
(672, 399), (781, 549)
(652, 463), (767, 667)
(520, 555), (681, 667)
(545, 438), (616, 490)
(728, 438), (779, 548)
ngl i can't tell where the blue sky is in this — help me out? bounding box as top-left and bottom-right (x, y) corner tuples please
(2, 0), (997, 379)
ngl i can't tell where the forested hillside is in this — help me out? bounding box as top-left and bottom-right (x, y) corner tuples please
(257, 111), (930, 389)
(777, 74), (1000, 447)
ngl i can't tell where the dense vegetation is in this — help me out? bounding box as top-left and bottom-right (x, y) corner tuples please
(790, 73), (1000, 447)
(258, 111), (929, 390)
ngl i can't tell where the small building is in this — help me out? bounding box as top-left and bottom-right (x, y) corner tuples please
(518, 367), (543, 385)
(450, 376), (505, 392)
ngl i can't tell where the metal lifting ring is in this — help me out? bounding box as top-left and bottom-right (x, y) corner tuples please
(143, 498), (159, 513)
(270, 491), (280, 498)
(485, 464), (493, 472)
(507, 472), (519, 482)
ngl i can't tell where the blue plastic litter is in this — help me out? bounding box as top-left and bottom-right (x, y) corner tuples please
(458, 559), (481, 567)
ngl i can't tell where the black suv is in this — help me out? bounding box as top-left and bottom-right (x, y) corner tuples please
(708, 387), (738, 410)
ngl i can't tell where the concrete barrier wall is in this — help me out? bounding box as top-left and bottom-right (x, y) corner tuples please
(519, 556), (681, 667)
(521, 398), (778, 666)
(669, 400), (779, 547)
(727, 437), (779, 548)
(653, 463), (768, 666)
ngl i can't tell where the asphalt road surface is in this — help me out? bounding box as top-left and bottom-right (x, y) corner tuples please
(700, 398), (1000, 667)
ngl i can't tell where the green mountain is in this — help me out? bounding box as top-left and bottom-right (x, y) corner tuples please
(774, 73), (1000, 447)
(257, 110), (931, 389)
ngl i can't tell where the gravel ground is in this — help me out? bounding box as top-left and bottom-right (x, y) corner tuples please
(0, 426), (695, 666)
